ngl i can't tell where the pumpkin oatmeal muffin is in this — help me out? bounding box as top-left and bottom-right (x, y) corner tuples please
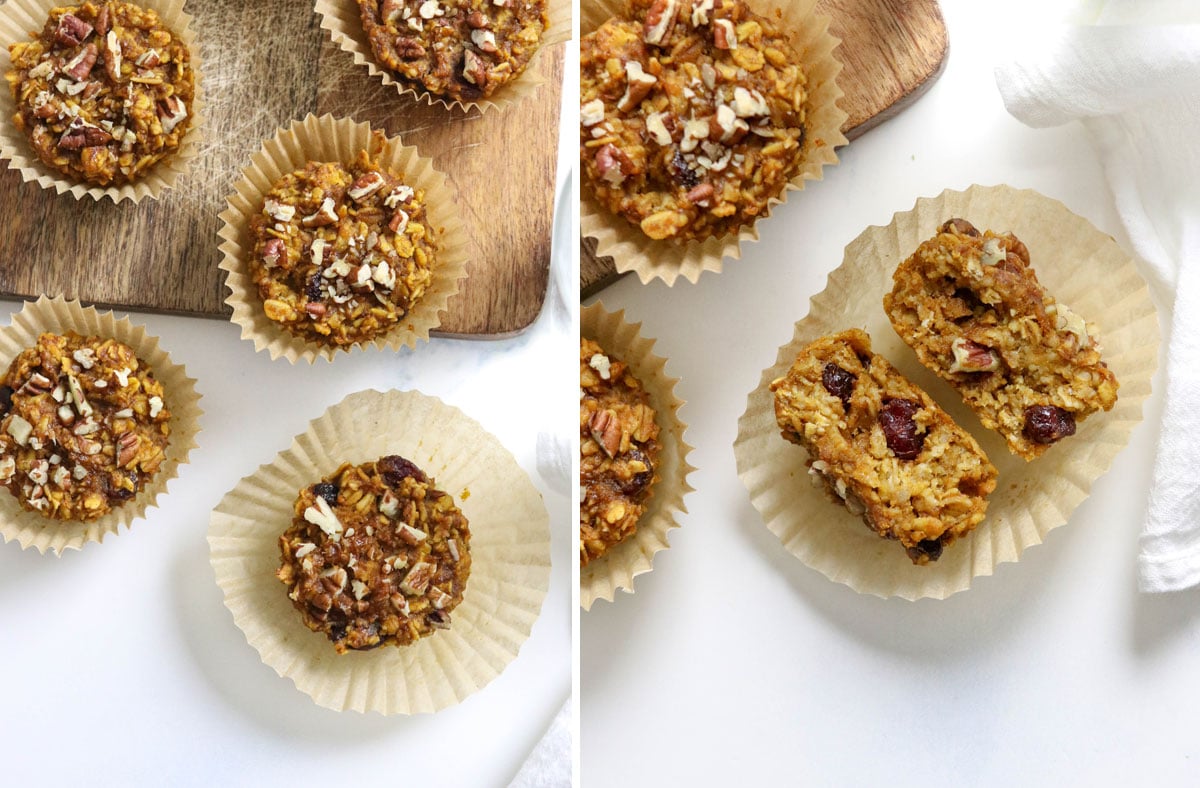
(0, 331), (170, 521)
(580, 337), (660, 565)
(357, 0), (548, 102)
(277, 455), (471, 653)
(770, 329), (997, 565)
(884, 218), (1120, 460)
(580, 0), (808, 242)
(247, 148), (438, 348)
(4, 0), (194, 187)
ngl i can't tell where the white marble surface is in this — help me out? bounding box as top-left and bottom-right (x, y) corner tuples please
(0, 89), (575, 788)
(582, 2), (1195, 785)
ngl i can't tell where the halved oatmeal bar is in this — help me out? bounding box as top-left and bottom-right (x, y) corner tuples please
(884, 218), (1119, 460)
(769, 329), (996, 565)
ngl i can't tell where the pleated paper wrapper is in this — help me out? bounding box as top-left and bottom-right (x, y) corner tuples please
(208, 388), (551, 714)
(579, 0), (848, 286)
(734, 184), (1159, 600)
(315, 0), (572, 114)
(217, 114), (469, 364)
(0, 0), (204, 203)
(581, 303), (694, 610)
(0, 297), (202, 554)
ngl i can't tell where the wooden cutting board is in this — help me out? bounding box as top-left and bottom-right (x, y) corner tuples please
(0, 3), (564, 338)
(581, 0), (949, 296)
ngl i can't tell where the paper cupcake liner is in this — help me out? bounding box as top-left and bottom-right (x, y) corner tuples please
(734, 184), (1159, 600)
(579, 0), (848, 286)
(0, 0), (205, 203)
(208, 388), (551, 714)
(0, 296), (202, 554)
(315, 0), (571, 114)
(581, 303), (694, 610)
(216, 114), (469, 364)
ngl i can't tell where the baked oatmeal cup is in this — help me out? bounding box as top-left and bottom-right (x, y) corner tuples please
(580, 304), (693, 609)
(248, 148), (438, 349)
(357, 0), (548, 102)
(219, 114), (468, 363)
(210, 388), (549, 714)
(581, 0), (809, 242)
(278, 455), (470, 654)
(578, 0), (845, 284)
(3, 0), (195, 187)
(0, 297), (201, 555)
(0, 331), (170, 521)
(580, 336), (661, 565)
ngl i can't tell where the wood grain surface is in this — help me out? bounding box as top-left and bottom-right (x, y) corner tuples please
(581, 0), (949, 297)
(0, 2), (565, 338)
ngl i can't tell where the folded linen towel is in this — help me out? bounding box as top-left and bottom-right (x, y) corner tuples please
(995, 19), (1200, 591)
(510, 699), (572, 787)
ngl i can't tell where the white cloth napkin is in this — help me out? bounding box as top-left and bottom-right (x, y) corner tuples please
(510, 699), (572, 787)
(995, 17), (1200, 591)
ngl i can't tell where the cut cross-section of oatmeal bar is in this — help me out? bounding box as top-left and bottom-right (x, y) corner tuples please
(884, 218), (1119, 460)
(769, 329), (997, 565)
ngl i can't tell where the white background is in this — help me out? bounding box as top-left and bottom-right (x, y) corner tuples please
(0, 76), (575, 788)
(582, 2), (1197, 786)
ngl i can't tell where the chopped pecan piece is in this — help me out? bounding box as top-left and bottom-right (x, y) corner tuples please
(949, 338), (1000, 373)
(595, 144), (633, 186)
(347, 171), (386, 201)
(399, 560), (436, 595)
(64, 43), (98, 81)
(301, 197), (338, 227)
(393, 36), (426, 60)
(104, 31), (122, 81)
(157, 95), (188, 134)
(116, 432), (140, 468)
(713, 18), (737, 50)
(685, 183), (714, 205)
(462, 49), (488, 87)
(261, 238), (285, 267)
(57, 121), (111, 151)
(617, 61), (657, 113)
(940, 218), (980, 237)
(94, 6), (111, 37)
(642, 0), (678, 45)
(589, 409), (622, 458)
(54, 14), (94, 48)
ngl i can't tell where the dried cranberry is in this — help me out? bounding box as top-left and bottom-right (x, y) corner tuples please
(619, 448), (654, 497)
(378, 455), (427, 487)
(878, 398), (925, 460)
(906, 538), (944, 563)
(311, 482), (339, 505)
(1023, 405), (1076, 445)
(304, 274), (323, 301)
(0, 385), (13, 415)
(670, 150), (698, 189)
(952, 287), (983, 311)
(821, 363), (856, 409)
(103, 471), (138, 501)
